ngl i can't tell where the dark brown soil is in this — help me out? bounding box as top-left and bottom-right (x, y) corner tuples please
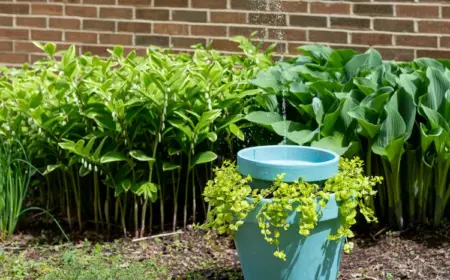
(1, 227), (449, 280)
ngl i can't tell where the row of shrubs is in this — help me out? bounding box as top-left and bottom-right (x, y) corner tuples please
(1, 39), (449, 238)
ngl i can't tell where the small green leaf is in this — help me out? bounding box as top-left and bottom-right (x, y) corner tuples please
(100, 151), (127, 163)
(190, 151), (217, 169)
(129, 150), (155, 162)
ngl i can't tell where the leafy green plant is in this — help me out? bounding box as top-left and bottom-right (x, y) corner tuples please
(203, 158), (381, 260)
(0, 37), (274, 237)
(244, 45), (450, 229)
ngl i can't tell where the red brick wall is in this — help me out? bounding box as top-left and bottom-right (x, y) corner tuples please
(1, 0), (449, 65)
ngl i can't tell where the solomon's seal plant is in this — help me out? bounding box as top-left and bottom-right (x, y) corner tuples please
(203, 157), (382, 261)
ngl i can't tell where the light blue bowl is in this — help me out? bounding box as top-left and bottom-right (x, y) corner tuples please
(237, 145), (340, 189)
(234, 145), (343, 280)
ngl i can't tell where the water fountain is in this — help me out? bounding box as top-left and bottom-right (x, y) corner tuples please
(231, 1), (346, 279)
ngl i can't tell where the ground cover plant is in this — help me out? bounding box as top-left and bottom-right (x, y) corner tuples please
(0, 37), (275, 239)
(203, 157), (381, 260)
(245, 45), (450, 229)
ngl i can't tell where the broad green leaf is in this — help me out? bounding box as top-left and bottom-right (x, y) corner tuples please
(245, 111), (283, 126)
(196, 109), (222, 131)
(287, 129), (317, 145)
(312, 97), (324, 125)
(229, 124), (244, 141)
(312, 134), (349, 156)
(163, 162), (181, 171)
(348, 107), (381, 138)
(135, 182), (158, 202)
(44, 164), (65, 175)
(190, 151), (217, 169)
(426, 67), (450, 110)
(129, 150), (155, 162)
(298, 45), (332, 64)
(344, 49), (382, 81)
(101, 151), (127, 163)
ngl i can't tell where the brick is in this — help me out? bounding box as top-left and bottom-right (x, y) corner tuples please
(231, 0), (266, 10)
(50, 0), (81, 3)
(31, 30), (62, 41)
(0, 4), (29, 14)
(249, 13), (286, 26)
(352, 33), (392, 46)
(353, 4), (393, 16)
(123, 47), (147, 56)
(83, 19), (115, 31)
(330, 17), (371, 30)
(154, 0), (188, 7)
(396, 35), (437, 47)
(118, 22), (151, 33)
(100, 7), (133, 19)
(0, 16), (13, 26)
(378, 48), (415, 61)
(49, 18), (80, 29)
(310, 30), (348, 44)
(210, 12), (246, 24)
(82, 45), (110, 57)
(0, 53), (29, 65)
(210, 39), (240, 52)
(172, 10), (207, 23)
(0, 28), (28, 39)
(31, 4), (63, 15)
(288, 43), (306, 54)
(417, 50), (450, 59)
(439, 37), (450, 48)
(118, 0), (151, 5)
(30, 54), (47, 63)
(84, 0), (115, 4)
(0, 41), (12, 51)
(419, 21), (450, 34)
(191, 25), (227, 36)
(251, 40), (286, 53)
(290, 15), (327, 27)
(154, 23), (189, 35)
(172, 37), (206, 49)
(65, 5), (97, 18)
(100, 34), (133, 45)
(374, 19), (414, 33)
(66, 31), (97, 43)
(441, 7), (450, 18)
(192, 0), (226, 9)
(16, 16), (46, 28)
(136, 9), (169, 20)
(135, 35), (169, 46)
(397, 5), (439, 18)
(229, 26), (267, 38)
(269, 1), (307, 13)
(310, 3), (350, 14)
(15, 41), (41, 53)
(268, 29), (306, 41)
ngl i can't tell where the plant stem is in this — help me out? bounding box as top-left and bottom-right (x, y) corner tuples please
(63, 171), (72, 229)
(184, 153), (192, 229)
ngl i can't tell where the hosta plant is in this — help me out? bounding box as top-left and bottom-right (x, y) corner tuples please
(245, 45), (450, 229)
(203, 157), (382, 260)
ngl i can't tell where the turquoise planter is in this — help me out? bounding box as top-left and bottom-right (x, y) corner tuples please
(236, 146), (343, 280)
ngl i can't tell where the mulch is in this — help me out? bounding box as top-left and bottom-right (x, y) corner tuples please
(1, 226), (449, 280)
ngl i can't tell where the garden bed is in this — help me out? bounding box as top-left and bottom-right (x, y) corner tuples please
(1, 228), (449, 280)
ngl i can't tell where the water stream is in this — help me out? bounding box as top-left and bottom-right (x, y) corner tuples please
(251, 0), (287, 144)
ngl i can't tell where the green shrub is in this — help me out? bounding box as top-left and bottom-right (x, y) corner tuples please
(245, 45), (450, 229)
(0, 37), (274, 237)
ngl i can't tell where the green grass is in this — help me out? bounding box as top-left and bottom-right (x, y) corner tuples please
(0, 243), (169, 280)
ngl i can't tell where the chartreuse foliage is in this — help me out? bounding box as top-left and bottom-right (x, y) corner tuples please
(245, 45), (450, 229)
(0, 36), (274, 238)
(203, 158), (382, 261)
